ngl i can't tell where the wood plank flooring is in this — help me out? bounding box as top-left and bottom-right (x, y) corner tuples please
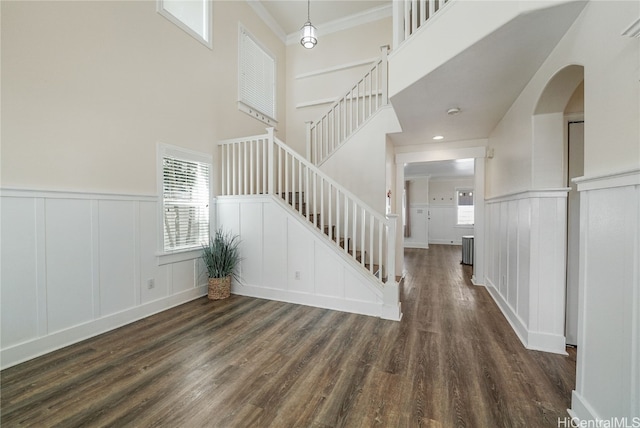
(1, 245), (576, 427)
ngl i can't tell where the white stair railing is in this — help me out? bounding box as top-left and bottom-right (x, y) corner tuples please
(306, 45), (389, 166)
(392, 0), (454, 49)
(219, 129), (398, 285)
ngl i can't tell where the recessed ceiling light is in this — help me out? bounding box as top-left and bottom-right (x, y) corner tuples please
(447, 107), (461, 115)
(433, 135), (444, 140)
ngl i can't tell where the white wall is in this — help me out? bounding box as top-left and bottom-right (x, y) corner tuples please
(427, 178), (474, 246)
(0, 0), (287, 367)
(485, 190), (568, 354)
(572, 172), (640, 421)
(0, 190), (208, 369)
(481, 0), (639, 421)
(319, 106), (401, 213)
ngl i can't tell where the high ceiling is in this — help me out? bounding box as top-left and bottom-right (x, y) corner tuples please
(256, 0), (389, 36)
(254, 0), (586, 179)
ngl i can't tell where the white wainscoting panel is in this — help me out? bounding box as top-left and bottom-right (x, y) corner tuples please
(484, 189), (569, 354)
(139, 201), (169, 304)
(45, 198), (95, 333)
(239, 201), (264, 287)
(0, 189), (208, 369)
(217, 195), (388, 319)
(1, 197), (39, 347)
(314, 243), (345, 298)
(287, 219), (314, 294)
(262, 201), (288, 289)
(571, 170), (640, 422)
(98, 200), (136, 317)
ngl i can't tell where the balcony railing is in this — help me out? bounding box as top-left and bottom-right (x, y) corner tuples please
(393, 0), (453, 48)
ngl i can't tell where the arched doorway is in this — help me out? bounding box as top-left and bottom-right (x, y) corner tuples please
(533, 64), (584, 346)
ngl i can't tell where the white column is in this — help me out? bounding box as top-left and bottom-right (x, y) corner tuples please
(472, 156), (485, 285)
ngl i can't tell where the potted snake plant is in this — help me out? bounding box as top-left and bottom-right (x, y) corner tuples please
(201, 228), (241, 300)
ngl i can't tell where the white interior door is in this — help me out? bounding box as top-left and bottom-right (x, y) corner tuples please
(566, 121), (584, 346)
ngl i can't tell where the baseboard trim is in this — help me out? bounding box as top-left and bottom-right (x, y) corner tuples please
(471, 275), (484, 286)
(1, 286), (207, 370)
(231, 283), (383, 319)
(485, 279), (529, 346)
(404, 242), (428, 249)
(485, 279), (567, 355)
(429, 239), (462, 245)
(569, 391), (601, 423)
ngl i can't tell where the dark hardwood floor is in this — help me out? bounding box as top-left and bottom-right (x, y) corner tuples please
(1, 245), (576, 427)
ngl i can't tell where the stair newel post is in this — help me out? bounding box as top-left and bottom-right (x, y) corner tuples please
(266, 127), (275, 196)
(385, 214), (398, 283)
(380, 45), (389, 106)
(382, 213), (402, 320)
(305, 121), (313, 163)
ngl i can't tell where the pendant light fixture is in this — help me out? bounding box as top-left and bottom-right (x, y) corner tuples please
(300, 0), (317, 49)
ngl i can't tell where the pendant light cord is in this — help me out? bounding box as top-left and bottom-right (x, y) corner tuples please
(307, 0), (311, 22)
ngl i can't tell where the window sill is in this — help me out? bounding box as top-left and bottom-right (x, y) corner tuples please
(157, 248), (201, 266)
(237, 101), (278, 128)
(455, 224), (474, 228)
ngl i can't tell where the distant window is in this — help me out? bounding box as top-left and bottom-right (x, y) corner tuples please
(457, 189), (474, 225)
(158, 0), (212, 49)
(160, 145), (211, 252)
(238, 25), (277, 126)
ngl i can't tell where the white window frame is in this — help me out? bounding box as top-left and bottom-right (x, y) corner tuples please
(157, 143), (212, 265)
(157, 0), (213, 49)
(456, 188), (474, 226)
(238, 24), (278, 127)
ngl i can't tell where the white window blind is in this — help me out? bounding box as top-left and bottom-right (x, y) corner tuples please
(457, 189), (474, 225)
(238, 25), (276, 124)
(162, 154), (210, 252)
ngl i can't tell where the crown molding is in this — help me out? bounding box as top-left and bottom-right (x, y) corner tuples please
(285, 3), (392, 46)
(246, 0), (287, 44)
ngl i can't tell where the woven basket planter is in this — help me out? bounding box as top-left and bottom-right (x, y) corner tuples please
(208, 276), (231, 300)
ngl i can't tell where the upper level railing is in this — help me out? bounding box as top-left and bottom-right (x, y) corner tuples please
(392, 0), (453, 48)
(306, 45), (389, 165)
(219, 129), (398, 285)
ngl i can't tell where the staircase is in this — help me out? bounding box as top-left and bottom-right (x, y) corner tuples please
(216, 31), (408, 320)
(218, 129), (398, 288)
(280, 190), (382, 279)
(306, 45), (389, 166)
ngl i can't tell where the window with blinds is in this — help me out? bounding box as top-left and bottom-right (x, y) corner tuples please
(238, 25), (277, 126)
(157, 0), (212, 49)
(162, 150), (211, 252)
(456, 189), (474, 225)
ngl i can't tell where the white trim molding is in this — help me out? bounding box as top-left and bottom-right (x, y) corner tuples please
(245, 0), (287, 43)
(574, 167), (640, 191)
(485, 188), (570, 355)
(295, 57), (378, 80)
(285, 4), (392, 45)
(570, 168), (640, 421)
